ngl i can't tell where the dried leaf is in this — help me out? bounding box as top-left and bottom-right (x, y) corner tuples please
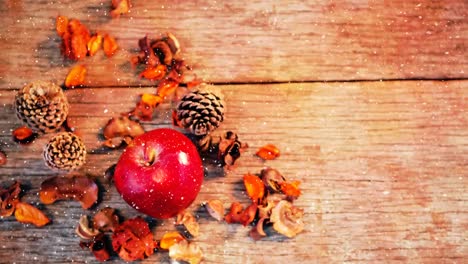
(93, 207), (119, 232)
(110, 0), (131, 18)
(103, 34), (118, 57)
(168, 240), (203, 264)
(14, 202), (50, 227)
(87, 33), (103, 56)
(79, 233), (111, 262)
(204, 200), (224, 221)
(65, 64), (87, 88)
(280, 180), (302, 199)
(139, 65), (167, 81)
(176, 211), (199, 237)
(76, 215), (100, 240)
(0, 150), (6, 166)
(102, 116), (145, 140)
(0, 181), (21, 217)
(160, 231), (185, 250)
(39, 176), (98, 209)
(111, 217), (157, 261)
(256, 144), (280, 160)
(270, 200), (304, 238)
(12, 126), (36, 144)
(243, 173), (265, 203)
(56, 15), (69, 37)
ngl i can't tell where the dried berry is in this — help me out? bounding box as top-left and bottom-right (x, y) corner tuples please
(43, 132), (86, 171)
(204, 199), (224, 221)
(168, 240), (203, 264)
(159, 231), (185, 250)
(39, 176), (98, 209)
(65, 64), (87, 88)
(256, 144), (280, 160)
(14, 202), (50, 227)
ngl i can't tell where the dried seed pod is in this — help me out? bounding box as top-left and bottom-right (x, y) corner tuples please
(15, 81), (69, 134)
(76, 215), (100, 239)
(256, 144), (280, 160)
(176, 211), (199, 237)
(176, 90), (225, 137)
(204, 200), (224, 221)
(43, 132), (86, 171)
(93, 207), (119, 232)
(160, 231), (186, 250)
(39, 176), (98, 209)
(168, 240), (203, 264)
(270, 200), (304, 238)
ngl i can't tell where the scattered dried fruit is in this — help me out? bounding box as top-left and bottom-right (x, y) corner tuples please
(39, 176), (98, 209)
(14, 202), (50, 227)
(140, 93), (163, 108)
(270, 200), (304, 238)
(256, 144), (280, 160)
(224, 202), (257, 226)
(76, 215), (100, 240)
(139, 65), (167, 81)
(103, 34), (118, 57)
(0, 150), (7, 166)
(280, 180), (302, 199)
(65, 64), (87, 88)
(0, 181), (21, 217)
(156, 79), (179, 99)
(168, 240), (203, 264)
(159, 231), (185, 250)
(204, 199), (224, 221)
(111, 217), (157, 261)
(110, 0), (131, 18)
(87, 33), (103, 56)
(243, 173), (265, 203)
(55, 15), (69, 37)
(249, 216), (269, 241)
(218, 131), (248, 167)
(79, 233), (111, 262)
(93, 207), (119, 232)
(12, 126), (36, 144)
(57, 16), (91, 60)
(176, 211), (199, 237)
(261, 168), (285, 193)
(102, 116), (145, 148)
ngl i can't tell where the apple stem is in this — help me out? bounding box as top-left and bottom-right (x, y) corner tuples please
(144, 146), (156, 166)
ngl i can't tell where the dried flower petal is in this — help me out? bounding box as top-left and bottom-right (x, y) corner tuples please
(93, 207), (119, 232)
(110, 0), (131, 18)
(243, 173), (265, 203)
(270, 200), (304, 238)
(160, 231), (185, 250)
(111, 217), (157, 261)
(13, 126), (36, 144)
(39, 176), (98, 209)
(256, 144), (280, 160)
(76, 215), (100, 240)
(103, 34), (118, 57)
(79, 233), (111, 262)
(65, 64), (87, 88)
(280, 180), (302, 199)
(139, 65), (167, 81)
(0, 150), (6, 166)
(0, 181), (21, 217)
(103, 116), (145, 140)
(87, 33), (103, 56)
(176, 211), (199, 237)
(14, 202), (50, 227)
(204, 199), (224, 221)
(168, 240), (203, 264)
(56, 15), (69, 37)
(141, 93), (163, 108)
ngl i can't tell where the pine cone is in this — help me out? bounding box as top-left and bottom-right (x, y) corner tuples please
(176, 90), (225, 137)
(43, 132), (86, 171)
(15, 81), (69, 134)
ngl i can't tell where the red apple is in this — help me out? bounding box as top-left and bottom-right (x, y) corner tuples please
(114, 128), (204, 219)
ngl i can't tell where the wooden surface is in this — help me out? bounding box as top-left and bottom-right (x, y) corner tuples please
(0, 1), (467, 263)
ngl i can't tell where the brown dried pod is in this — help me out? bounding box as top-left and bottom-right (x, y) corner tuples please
(76, 215), (100, 240)
(43, 132), (86, 171)
(103, 116), (145, 142)
(93, 207), (119, 232)
(39, 176), (98, 209)
(176, 211), (199, 237)
(0, 181), (21, 217)
(15, 81), (69, 134)
(204, 200), (224, 221)
(261, 168), (285, 193)
(270, 200), (304, 238)
(168, 240), (203, 264)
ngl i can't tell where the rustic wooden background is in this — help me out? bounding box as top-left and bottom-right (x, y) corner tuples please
(0, 0), (467, 263)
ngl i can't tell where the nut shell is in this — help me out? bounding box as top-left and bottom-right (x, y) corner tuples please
(15, 81), (69, 134)
(43, 132), (86, 170)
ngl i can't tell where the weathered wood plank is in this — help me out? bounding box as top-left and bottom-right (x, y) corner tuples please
(0, 0), (466, 89)
(0, 81), (466, 263)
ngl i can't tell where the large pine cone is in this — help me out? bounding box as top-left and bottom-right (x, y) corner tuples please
(176, 90), (225, 136)
(43, 132), (86, 171)
(15, 81), (69, 134)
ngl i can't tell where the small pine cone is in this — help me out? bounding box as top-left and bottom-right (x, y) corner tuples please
(15, 81), (69, 134)
(176, 90), (225, 137)
(43, 132), (86, 171)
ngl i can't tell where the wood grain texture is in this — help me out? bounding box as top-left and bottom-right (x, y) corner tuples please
(0, 0), (466, 89)
(0, 81), (467, 263)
